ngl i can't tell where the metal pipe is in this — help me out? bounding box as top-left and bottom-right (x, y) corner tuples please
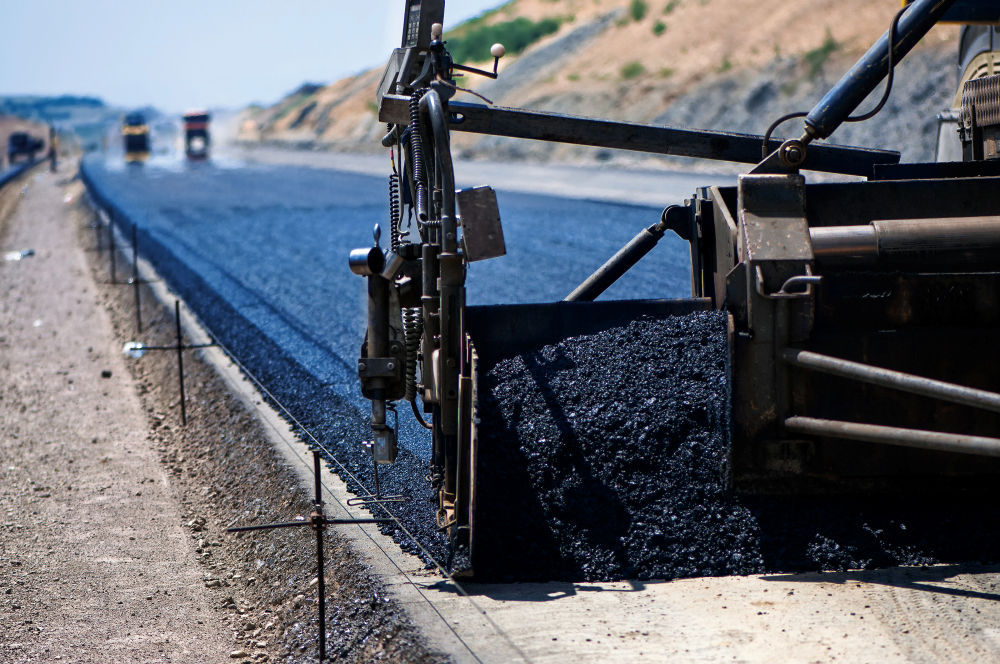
(109, 220), (116, 283)
(419, 89), (456, 253)
(809, 225), (877, 260)
(565, 223), (666, 302)
(785, 416), (1000, 457)
(313, 451), (326, 662)
(873, 216), (1000, 263)
(175, 300), (187, 426)
(805, 0), (957, 140)
(783, 349), (1000, 414)
(809, 216), (1000, 267)
(132, 223), (142, 333)
(380, 96), (900, 176)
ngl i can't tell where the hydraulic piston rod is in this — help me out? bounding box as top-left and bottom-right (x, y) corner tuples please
(804, 0), (957, 140)
(783, 349), (1000, 414)
(785, 417), (1000, 457)
(809, 215), (1000, 267)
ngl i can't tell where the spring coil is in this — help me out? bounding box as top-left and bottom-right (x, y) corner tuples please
(403, 306), (423, 402)
(388, 173), (402, 250)
(408, 89), (428, 222)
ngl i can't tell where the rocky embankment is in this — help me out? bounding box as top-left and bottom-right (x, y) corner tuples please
(238, 0), (960, 168)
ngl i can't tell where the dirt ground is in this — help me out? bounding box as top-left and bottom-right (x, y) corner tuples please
(0, 164), (444, 663)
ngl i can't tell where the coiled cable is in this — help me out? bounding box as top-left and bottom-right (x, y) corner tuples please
(388, 173), (402, 250)
(408, 89), (428, 222)
(403, 306), (423, 403)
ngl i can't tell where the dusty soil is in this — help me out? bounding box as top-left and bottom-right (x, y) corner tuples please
(0, 164), (446, 663)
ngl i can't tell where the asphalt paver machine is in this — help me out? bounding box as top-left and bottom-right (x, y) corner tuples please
(350, 0), (1000, 561)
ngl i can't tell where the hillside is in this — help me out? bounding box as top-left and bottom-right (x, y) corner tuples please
(238, 0), (962, 166)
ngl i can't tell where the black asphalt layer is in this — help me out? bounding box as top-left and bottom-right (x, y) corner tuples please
(79, 154), (688, 571)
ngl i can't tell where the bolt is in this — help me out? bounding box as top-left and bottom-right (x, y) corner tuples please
(781, 142), (805, 165)
(358, 362), (367, 372)
(387, 362), (395, 370)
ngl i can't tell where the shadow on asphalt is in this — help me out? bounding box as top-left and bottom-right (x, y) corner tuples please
(761, 563), (1000, 602)
(424, 578), (655, 602)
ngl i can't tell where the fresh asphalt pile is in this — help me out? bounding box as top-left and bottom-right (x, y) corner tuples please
(474, 311), (762, 580)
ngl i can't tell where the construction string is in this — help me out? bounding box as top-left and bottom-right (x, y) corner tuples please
(197, 324), (533, 664)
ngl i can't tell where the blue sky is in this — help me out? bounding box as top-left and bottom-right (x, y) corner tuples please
(1, 1), (503, 112)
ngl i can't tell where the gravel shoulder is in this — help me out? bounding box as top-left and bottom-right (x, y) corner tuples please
(0, 166), (232, 662)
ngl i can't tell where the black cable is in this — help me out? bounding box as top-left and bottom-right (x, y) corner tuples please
(846, 3), (908, 123)
(411, 399), (433, 430)
(762, 111), (809, 158)
(760, 3), (909, 157)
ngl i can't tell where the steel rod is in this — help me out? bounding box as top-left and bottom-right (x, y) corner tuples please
(132, 223), (142, 333)
(175, 300), (186, 426)
(313, 451), (326, 661)
(378, 95), (900, 176)
(109, 220), (116, 283)
(785, 416), (1000, 457)
(565, 223), (664, 302)
(782, 349), (1000, 414)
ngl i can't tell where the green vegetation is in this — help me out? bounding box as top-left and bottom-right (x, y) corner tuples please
(621, 61), (647, 79)
(803, 28), (839, 78)
(717, 57), (732, 73)
(652, 20), (666, 36)
(567, 73), (581, 81)
(446, 16), (562, 63)
(658, 67), (675, 78)
(630, 0), (648, 21)
(663, 0), (680, 14)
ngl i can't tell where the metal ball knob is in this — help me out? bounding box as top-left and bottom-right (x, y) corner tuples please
(431, 23), (443, 40)
(491, 43), (506, 58)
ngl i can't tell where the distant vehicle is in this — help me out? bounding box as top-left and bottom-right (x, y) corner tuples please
(182, 110), (210, 160)
(8, 132), (44, 163)
(122, 111), (150, 163)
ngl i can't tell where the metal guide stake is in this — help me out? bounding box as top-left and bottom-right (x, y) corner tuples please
(131, 223), (142, 333)
(109, 218), (116, 283)
(227, 450), (390, 661)
(122, 299), (216, 426)
(348, 408), (407, 508)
